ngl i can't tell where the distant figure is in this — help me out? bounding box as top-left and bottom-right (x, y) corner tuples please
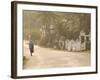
(29, 40), (34, 56)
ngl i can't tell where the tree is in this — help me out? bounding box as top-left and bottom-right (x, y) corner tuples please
(56, 13), (81, 40)
(23, 11), (90, 49)
(34, 11), (60, 47)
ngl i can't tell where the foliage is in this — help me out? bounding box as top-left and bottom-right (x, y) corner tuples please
(23, 11), (90, 47)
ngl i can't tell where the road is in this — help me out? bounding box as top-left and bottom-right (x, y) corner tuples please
(23, 40), (90, 69)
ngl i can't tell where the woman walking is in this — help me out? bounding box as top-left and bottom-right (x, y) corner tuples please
(29, 40), (34, 56)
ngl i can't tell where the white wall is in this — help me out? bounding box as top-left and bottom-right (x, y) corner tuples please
(0, 0), (99, 80)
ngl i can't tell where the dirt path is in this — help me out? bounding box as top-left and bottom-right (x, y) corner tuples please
(23, 40), (90, 69)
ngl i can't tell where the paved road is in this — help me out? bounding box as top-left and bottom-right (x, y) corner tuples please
(23, 41), (90, 69)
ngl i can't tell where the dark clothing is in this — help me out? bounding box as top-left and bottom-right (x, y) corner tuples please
(29, 47), (34, 53)
(29, 40), (34, 56)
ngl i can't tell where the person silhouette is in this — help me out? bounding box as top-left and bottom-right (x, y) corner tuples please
(29, 40), (34, 56)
